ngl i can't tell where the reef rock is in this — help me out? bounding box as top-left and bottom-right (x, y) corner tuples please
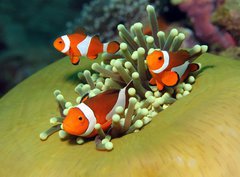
(219, 47), (240, 60)
(171, 0), (236, 49)
(212, 0), (240, 45)
(66, 0), (161, 41)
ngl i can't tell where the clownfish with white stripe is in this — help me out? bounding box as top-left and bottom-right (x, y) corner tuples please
(146, 50), (200, 91)
(53, 30), (120, 65)
(62, 82), (131, 137)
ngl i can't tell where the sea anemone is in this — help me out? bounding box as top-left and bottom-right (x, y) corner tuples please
(40, 5), (207, 151)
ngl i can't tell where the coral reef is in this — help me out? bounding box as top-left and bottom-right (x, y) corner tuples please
(171, 0), (236, 49)
(219, 47), (240, 60)
(212, 0), (240, 45)
(40, 5), (207, 151)
(66, 0), (160, 41)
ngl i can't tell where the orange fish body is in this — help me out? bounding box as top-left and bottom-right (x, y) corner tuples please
(62, 84), (130, 138)
(53, 31), (119, 65)
(146, 50), (199, 91)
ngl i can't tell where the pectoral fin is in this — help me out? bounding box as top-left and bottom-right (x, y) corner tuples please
(156, 81), (164, 91)
(149, 78), (156, 85)
(161, 71), (179, 87)
(70, 56), (80, 65)
(80, 93), (89, 103)
(69, 48), (80, 65)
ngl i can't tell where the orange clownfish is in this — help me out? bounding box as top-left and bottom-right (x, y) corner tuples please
(146, 50), (200, 91)
(53, 31), (120, 65)
(62, 83), (131, 138)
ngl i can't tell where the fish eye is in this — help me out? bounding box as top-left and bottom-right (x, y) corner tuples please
(158, 56), (163, 60)
(59, 41), (62, 44)
(78, 117), (83, 121)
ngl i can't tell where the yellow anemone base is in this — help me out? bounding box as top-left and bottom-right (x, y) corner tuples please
(1, 53), (240, 177)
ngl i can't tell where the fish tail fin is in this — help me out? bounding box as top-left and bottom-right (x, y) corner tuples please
(104, 41), (120, 54)
(189, 63), (201, 72)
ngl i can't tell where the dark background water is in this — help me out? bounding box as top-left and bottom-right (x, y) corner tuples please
(0, 0), (88, 96)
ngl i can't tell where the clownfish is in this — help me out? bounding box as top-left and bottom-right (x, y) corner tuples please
(62, 83), (131, 138)
(146, 50), (200, 91)
(53, 30), (120, 65)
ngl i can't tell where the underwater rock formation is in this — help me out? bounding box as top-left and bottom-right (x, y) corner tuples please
(66, 0), (160, 41)
(212, 0), (240, 45)
(219, 47), (240, 60)
(171, 0), (236, 49)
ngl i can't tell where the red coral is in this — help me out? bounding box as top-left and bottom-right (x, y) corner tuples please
(178, 0), (236, 48)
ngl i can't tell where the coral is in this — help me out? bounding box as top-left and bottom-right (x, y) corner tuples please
(212, 0), (240, 45)
(219, 47), (240, 60)
(171, 0), (236, 49)
(66, 0), (160, 41)
(40, 5), (207, 151)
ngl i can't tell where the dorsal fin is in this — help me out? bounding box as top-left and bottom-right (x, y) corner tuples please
(175, 49), (190, 59)
(74, 27), (86, 36)
(168, 49), (190, 66)
(92, 34), (101, 41)
(80, 93), (89, 103)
